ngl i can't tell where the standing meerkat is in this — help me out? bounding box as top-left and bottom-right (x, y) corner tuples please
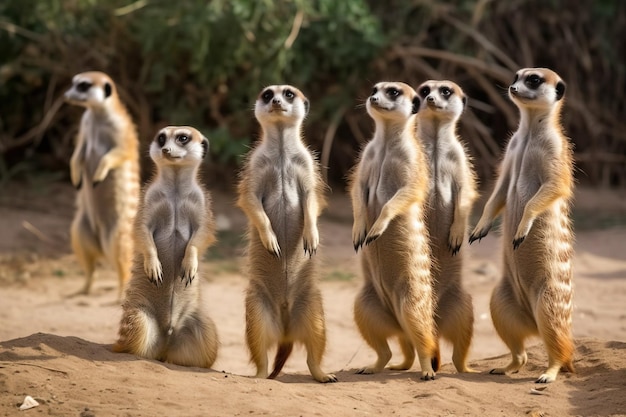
(64, 71), (140, 298)
(469, 68), (574, 383)
(113, 126), (218, 368)
(237, 85), (336, 383)
(350, 81), (439, 380)
(416, 80), (478, 373)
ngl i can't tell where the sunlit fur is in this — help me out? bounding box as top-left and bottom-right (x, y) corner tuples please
(237, 86), (335, 383)
(349, 81), (440, 380)
(469, 68), (575, 383)
(64, 71), (140, 299)
(417, 80), (478, 373)
(113, 126), (218, 368)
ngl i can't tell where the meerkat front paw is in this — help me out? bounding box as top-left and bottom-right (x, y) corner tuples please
(364, 217), (389, 246)
(180, 252), (198, 286)
(352, 221), (368, 252)
(302, 226), (319, 257)
(93, 157), (112, 184)
(260, 229), (281, 257)
(144, 255), (163, 286)
(469, 218), (492, 244)
(70, 165), (83, 189)
(513, 220), (534, 250)
(448, 221), (466, 255)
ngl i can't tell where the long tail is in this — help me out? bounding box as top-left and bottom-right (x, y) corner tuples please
(268, 342), (294, 379)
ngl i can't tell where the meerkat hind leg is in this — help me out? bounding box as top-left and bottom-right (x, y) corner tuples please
(489, 279), (536, 375)
(535, 288), (575, 383)
(69, 213), (101, 296)
(293, 291), (337, 383)
(438, 289), (476, 373)
(354, 284), (400, 374)
(388, 334), (415, 371)
(245, 290), (279, 378)
(113, 308), (161, 359)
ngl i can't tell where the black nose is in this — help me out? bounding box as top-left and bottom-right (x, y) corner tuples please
(509, 86), (517, 93)
(272, 98), (281, 105)
(370, 96), (378, 103)
(162, 147), (171, 154)
(427, 96), (434, 102)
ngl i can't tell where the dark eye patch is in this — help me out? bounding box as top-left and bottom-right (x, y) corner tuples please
(76, 81), (92, 93)
(157, 133), (166, 147)
(439, 86), (452, 98)
(419, 86), (430, 97)
(261, 89), (274, 103)
(371, 87), (378, 96)
(512, 74), (519, 84)
(283, 89), (295, 101)
(386, 87), (402, 99)
(525, 74), (544, 89)
(177, 134), (190, 145)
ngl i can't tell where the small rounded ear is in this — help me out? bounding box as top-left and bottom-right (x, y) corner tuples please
(303, 98), (310, 116)
(555, 81), (566, 101)
(201, 135), (209, 159)
(104, 82), (112, 98)
(412, 96), (421, 114)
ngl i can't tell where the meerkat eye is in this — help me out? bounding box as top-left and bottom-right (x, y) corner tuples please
(283, 89), (295, 99)
(386, 87), (400, 98)
(261, 90), (274, 103)
(419, 86), (430, 97)
(76, 81), (92, 93)
(440, 87), (452, 97)
(157, 133), (166, 147)
(525, 74), (544, 89)
(371, 87), (378, 96)
(177, 135), (190, 144)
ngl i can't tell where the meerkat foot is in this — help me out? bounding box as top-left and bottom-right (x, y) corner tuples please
(512, 235), (526, 250)
(315, 373), (338, 383)
(356, 366), (378, 375)
(420, 370), (436, 381)
(458, 366), (479, 373)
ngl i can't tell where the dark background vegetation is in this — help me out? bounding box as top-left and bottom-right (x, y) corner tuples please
(1, 0), (624, 190)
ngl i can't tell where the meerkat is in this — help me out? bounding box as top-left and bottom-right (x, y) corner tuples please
(113, 126), (218, 368)
(416, 80), (478, 373)
(237, 85), (336, 383)
(64, 71), (140, 298)
(469, 68), (574, 383)
(349, 81), (440, 380)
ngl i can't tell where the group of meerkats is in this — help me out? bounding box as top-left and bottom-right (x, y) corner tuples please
(63, 66), (575, 385)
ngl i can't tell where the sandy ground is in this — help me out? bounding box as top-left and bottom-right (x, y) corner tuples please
(0, 182), (625, 416)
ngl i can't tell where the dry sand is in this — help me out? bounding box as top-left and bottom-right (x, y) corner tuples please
(0, 183), (625, 416)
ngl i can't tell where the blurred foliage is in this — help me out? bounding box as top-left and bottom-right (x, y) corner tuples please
(0, 0), (624, 187)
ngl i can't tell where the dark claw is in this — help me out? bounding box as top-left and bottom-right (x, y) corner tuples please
(449, 243), (461, 256)
(535, 377), (547, 384)
(489, 369), (497, 374)
(513, 236), (525, 250)
(468, 230), (487, 245)
(365, 234), (380, 246)
(92, 180), (101, 188)
(421, 375), (436, 381)
(355, 369), (365, 375)
(326, 375), (338, 383)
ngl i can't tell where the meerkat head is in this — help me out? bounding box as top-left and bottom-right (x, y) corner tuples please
(64, 71), (118, 108)
(150, 126), (209, 167)
(366, 81), (420, 122)
(254, 85), (309, 126)
(417, 80), (467, 120)
(508, 68), (566, 109)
